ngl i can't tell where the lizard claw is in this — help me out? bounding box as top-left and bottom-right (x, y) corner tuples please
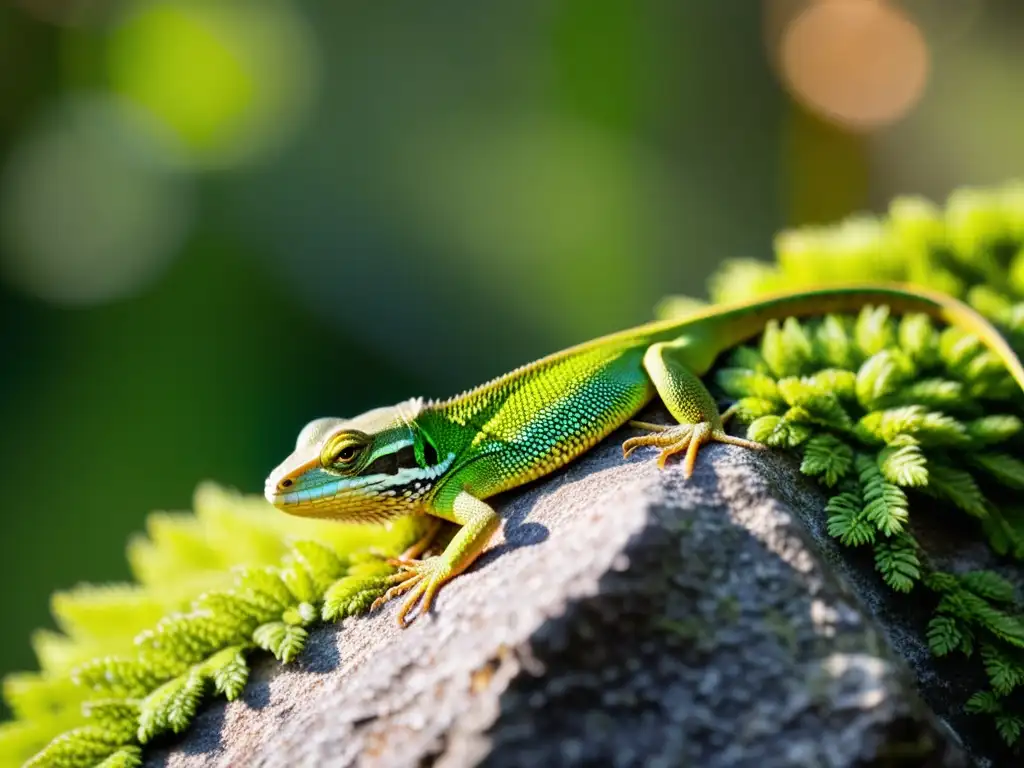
(622, 421), (765, 478)
(371, 556), (453, 627)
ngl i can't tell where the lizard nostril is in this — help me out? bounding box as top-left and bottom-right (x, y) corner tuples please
(279, 478), (294, 489)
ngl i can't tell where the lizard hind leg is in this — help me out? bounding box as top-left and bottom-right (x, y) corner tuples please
(622, 339), (766, 478)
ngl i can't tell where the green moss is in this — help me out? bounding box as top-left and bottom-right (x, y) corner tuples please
(655, 180), (1024, 749)
(705, 303), (1024, 748)
(0, 484), (424, 767)
(703, 180), (1024, 354)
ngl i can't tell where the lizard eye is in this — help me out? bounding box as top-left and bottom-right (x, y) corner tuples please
(321, 431), (369, 469)
(331, 444), (364, 467)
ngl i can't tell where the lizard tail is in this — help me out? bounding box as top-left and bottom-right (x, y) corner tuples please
(688, 283), (1024, 393)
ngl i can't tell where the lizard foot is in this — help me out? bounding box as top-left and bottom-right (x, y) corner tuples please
(370, 555), (452, 627)
(622, 420), (765, 478)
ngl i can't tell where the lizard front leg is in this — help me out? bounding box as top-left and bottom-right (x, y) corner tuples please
(622, 338), (765, 477)
(372, 489), (499, 626)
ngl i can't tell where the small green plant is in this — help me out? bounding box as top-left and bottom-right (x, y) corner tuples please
(0, 484), (426, 768)
(659, 180), (1024, 749)
(702, 180), (1024, 354)
(703, 304), (1024, 746)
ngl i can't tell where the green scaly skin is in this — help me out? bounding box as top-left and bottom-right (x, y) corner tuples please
(265, 284), (1024, 626)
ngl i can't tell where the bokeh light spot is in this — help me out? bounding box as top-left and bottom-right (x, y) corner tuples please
(780, 0), (930, 131)
(106, 0), (319, 169)
(0, 96), (193, 306)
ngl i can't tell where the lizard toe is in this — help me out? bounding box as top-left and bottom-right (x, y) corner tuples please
(681, 425), (766, 478)
(622, 421), (766, 477)
(371, 556), (453, 627)
(622, 423), (694, 466)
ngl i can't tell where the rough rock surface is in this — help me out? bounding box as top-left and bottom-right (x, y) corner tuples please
(146, 412), (995, 768)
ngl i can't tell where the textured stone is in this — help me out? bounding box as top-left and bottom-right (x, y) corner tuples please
(147, 410), (993, 768)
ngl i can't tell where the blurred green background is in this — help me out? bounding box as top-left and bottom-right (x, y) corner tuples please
(1, 0), (1023, 701)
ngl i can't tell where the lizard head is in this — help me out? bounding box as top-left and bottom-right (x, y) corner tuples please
(264, 398), (452, 521)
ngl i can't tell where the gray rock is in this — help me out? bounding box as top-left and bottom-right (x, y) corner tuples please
(147, 412), (993, 768)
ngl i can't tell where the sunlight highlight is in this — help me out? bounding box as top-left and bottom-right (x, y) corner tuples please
(778, 0), (930, 131)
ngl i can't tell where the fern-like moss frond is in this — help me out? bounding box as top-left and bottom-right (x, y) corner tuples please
(716, 271), (1024, 747)
(960, 571), (1018, 606)
(873, 534), (920, 593)
(971, 453), (1024, 489)
(800, 435), (854, 487)
(813, 315), (858, 370)
(982, 644), (1024, 696)
(855, 454), (910, 538)
(2, 485), (431, 767)
(927, 615), (967, 657)
(877, 439), (928, 488)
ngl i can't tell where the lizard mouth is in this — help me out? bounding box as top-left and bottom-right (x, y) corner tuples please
(264, 471), (387, 510)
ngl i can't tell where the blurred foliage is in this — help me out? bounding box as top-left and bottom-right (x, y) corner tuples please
(705, 181), (1024, 344)
(0, 483), (426, 767)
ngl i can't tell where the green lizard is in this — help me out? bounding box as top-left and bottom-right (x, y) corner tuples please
(265, 284), (1024, 627)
